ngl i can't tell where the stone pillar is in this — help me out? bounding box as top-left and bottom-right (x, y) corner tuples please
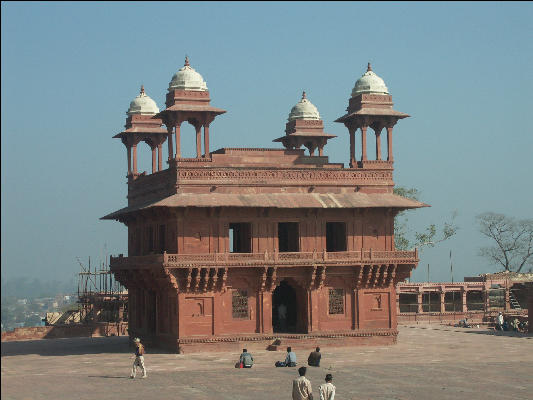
(440, 290), (446, 313)
(167, 127), (173, 160)
(132, 144), (138, 175)
(387, 126), (393, 161)
(127, 145), (132, 175)
(318, 142), (324, 157)
(175, 123), (181, 158)
(376, 130), (382, 160)
(361, 126), (368, 161)
(349, 127), (356, 168)
(505, 284), (510, 311)
(195, 124), (202, 158)
(417, 292), (423, 313)
(157, 143), (163, 171)
(151, 146), (156, 173)
(462, 289), (467, 312)
(203, 124), (210, 157)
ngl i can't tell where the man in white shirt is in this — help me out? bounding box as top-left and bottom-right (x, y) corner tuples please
(292, 367), (313, 400)
(319, 374), (336, 400)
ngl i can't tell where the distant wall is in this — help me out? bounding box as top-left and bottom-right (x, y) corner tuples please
(1, 322), (128, 342)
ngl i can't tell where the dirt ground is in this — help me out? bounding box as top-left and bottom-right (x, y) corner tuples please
(2, 325), (532, 400)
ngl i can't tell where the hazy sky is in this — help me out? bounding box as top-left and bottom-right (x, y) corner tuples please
(2, 2), (532, 286)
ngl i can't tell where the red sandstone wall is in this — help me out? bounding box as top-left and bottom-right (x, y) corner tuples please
(128, 208), (395, 257)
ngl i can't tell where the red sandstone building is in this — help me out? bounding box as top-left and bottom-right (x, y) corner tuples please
(103, 59), (427, 352)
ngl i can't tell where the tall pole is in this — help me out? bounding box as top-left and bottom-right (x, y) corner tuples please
(450, 249), (453, 283)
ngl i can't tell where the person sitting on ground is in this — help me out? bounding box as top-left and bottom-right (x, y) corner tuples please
(319, 374), (336, 400)
(275, 346), (297, 367)
(308, 347), (321, 367)
(238, 348), (254, 368)
(292, 366), (313, 400)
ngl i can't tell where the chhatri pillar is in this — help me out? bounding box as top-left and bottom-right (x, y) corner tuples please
(156, 56), (226, 160)
(335, 63), (409, 169)
(114, 86), (168, 180)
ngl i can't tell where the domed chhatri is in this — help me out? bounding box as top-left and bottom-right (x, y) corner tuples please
(351, 63), (389, 97)
(127, 85), (160, 115)
(288, 91), (321, 121)
(168, 56), (208, 91)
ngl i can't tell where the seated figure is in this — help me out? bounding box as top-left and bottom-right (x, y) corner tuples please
(236, 348), (254, 368)
(308, 347), (321, 367)
(275, 346), (297, 367)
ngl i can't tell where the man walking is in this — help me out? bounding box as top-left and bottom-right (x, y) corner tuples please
(130, 338), (147, 379)
(319, 374), (336, 400)
(292, 366), (313, 400)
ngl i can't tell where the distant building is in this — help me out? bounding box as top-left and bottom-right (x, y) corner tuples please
(104, 59), (426, 352)
(396, 272), (533, 323)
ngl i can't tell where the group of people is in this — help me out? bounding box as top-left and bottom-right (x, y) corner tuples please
(130, 339), (336, 399)
(495, 312), (528, 332)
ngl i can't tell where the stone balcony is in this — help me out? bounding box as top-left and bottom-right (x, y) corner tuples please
(110, 249), (418, 270)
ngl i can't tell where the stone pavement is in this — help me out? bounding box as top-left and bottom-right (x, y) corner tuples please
(2, 325), (532, 400)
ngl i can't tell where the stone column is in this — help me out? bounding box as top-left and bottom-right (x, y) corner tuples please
(157, 143), (163, 171)
(349, 126), (356, 168)
(132, 144), (138, 175)
(175, 123), (181, 158)
(167, 126), (173, 160)
(127, 145), (132, 175)
(203, 124), (210, 157)
(440, 290), (446, 313)
(195, 124), (202, 158)
(376, 130), (382, 160)
(387, 126), (393, 161)
(361, 126), (368, 161)
(151, 146), (156, 173)
(417, 292), (423, 313)
(462, 289), (467, 312)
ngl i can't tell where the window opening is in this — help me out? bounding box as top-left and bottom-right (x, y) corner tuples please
(278, 222), (299, 252)
(399, 293), (418, 313)
(326, 222), (347, 252)
(229, 223), (252, 253)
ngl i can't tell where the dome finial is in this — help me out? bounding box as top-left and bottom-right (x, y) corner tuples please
(302, 91), (307, 100)
(140, 85), (145, 95)
(367, 62), (372, 72)
(184, 55), (190, 67)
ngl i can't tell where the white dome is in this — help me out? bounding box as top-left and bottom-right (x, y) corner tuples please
(168, 57), (208, 91)
(288, 92), (321, 121)
(351, 63), (389, 97)
(127, 86), (159, 115)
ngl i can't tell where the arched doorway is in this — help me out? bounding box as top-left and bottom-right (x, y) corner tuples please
(272, 280), (298, 333)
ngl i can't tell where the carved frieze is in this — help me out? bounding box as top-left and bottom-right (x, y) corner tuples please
(176, 168), (393, 186)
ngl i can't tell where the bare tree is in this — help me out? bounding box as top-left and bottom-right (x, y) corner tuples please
(476, 212), (533, 273)
(394, 187), (458, 251)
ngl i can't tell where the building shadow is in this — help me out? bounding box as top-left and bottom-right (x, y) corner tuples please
(1, 336), (131, 357)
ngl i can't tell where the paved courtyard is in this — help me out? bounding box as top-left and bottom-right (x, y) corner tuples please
(2, 325), (532, 400)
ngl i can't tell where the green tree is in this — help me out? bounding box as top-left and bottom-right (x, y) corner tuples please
(476, 212), (533, 273)
(394, 187), (458, 251)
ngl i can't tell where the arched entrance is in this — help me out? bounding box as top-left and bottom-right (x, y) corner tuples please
(272, 280), (299, 333)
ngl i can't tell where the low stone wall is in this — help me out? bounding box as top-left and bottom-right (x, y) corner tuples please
(1, 322), (128, 342)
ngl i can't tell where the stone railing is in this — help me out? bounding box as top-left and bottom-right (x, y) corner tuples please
(111, 249), (418, 269)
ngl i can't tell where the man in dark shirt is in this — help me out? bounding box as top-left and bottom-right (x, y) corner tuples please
(307, 347), (321, 367)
